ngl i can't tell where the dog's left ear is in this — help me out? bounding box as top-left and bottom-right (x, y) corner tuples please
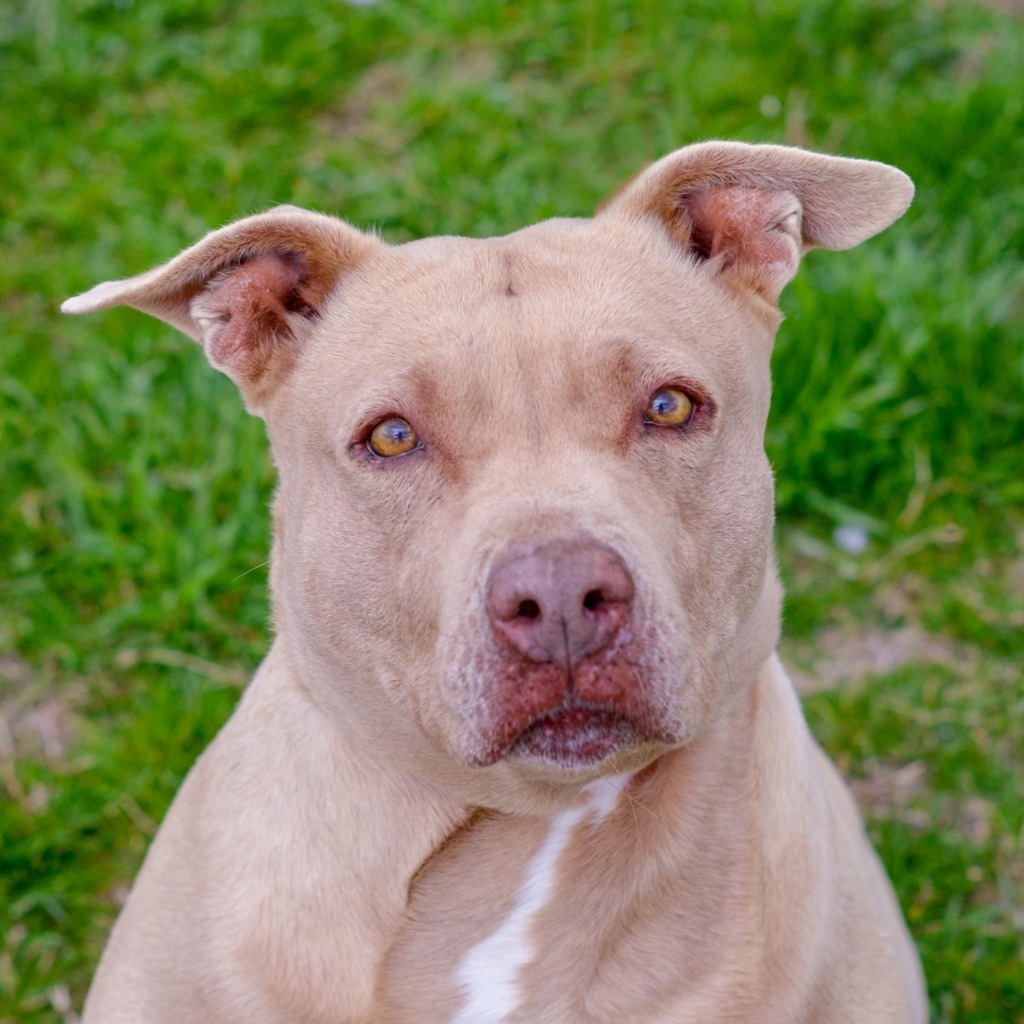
(601, 141), (913, 303)
(63, 206), (380, 411)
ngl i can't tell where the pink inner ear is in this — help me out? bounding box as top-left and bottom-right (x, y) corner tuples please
(685, 186), (802, 283)
(193, 252), (308, 386)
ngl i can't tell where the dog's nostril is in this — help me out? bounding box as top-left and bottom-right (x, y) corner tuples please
(517, 599), (541, 620)
(583, 589), (604, 612)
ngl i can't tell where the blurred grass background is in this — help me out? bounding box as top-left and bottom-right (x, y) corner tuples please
(1, 0), (1022, 1021)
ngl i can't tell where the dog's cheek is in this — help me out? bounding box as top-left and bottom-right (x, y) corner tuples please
(275, 465), (452, 697)
(687, 449), (778, 678)
(419, 538), (503, 764)
(634, 429), (777, 679)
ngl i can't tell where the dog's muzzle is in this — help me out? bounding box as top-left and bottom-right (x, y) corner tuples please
(473, 538), (671, 768)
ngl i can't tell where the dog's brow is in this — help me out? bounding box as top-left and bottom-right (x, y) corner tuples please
(353, 362), (441, 414)
(406, 362), (442, 410)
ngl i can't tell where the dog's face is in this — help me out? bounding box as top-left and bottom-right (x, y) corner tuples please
(64, 142), (913, 804)
(271, 218), (780, 782)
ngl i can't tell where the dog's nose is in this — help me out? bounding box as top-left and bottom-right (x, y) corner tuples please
(487, 540), (634, 667)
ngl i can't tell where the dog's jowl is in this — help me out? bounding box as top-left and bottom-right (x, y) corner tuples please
(65, 141), (927, 1024)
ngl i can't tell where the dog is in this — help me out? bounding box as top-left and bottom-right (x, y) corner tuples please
(64, 141), (927, 1023)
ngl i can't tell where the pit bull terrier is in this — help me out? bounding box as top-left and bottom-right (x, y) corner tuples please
(64, 140), (927, 1023)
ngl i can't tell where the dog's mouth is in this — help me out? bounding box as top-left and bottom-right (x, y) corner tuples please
(507, 702), (645, 769)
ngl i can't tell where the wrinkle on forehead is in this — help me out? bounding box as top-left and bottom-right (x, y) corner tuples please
(379, 218), (610, 307)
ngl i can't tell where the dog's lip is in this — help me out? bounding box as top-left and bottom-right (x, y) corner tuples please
(506, 702), (644, 768)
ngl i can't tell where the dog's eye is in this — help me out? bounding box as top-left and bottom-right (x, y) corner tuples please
(367, 417), (419, 457)
(644, 387), (694, 427)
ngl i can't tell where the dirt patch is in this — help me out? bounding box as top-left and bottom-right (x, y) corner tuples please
(848, 759), (930, 826)
(782, 622), (971, 693)
(324, 47), (500, 144)
(328, 61), (413, 140)
(0, 650), (85, 811)
(974, 0), (1024, 13)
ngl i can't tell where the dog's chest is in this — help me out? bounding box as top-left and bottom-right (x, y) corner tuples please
(372, 775), (752, 1024)
(376, 780), (636, 1023)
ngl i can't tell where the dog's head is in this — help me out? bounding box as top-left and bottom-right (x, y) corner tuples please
(65, 143), (912, 805)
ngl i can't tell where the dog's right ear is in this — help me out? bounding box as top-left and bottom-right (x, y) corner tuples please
(63, 207), (380, 411)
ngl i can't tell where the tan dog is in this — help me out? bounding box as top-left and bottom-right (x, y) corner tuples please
(64, 141), (927, 1024)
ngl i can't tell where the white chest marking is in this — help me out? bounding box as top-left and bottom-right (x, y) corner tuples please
(449, 774), (633, 1024)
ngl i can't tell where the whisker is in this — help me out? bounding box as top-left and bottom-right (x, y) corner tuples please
(621, 784), (672, 834)
(231, 559), (270, 583)
(621, 781), (641, 841)
(353, 707), (400, 756)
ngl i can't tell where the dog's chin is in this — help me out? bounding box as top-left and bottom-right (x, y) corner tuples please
(505, 705), (647, 771)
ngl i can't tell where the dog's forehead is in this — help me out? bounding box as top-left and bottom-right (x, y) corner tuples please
(369, 216), (691, 303)
(337, 216), (763, 348)
(294, 215), (774, 426)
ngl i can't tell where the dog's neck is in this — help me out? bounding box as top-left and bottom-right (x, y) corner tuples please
(255, 636), (789, 1022)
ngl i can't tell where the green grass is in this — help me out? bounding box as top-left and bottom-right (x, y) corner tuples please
(1, 1), (1022, 1021)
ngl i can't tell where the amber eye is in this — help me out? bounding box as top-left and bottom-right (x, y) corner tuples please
(367, 417), (419, 458)
(645, 387), (694, 427)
